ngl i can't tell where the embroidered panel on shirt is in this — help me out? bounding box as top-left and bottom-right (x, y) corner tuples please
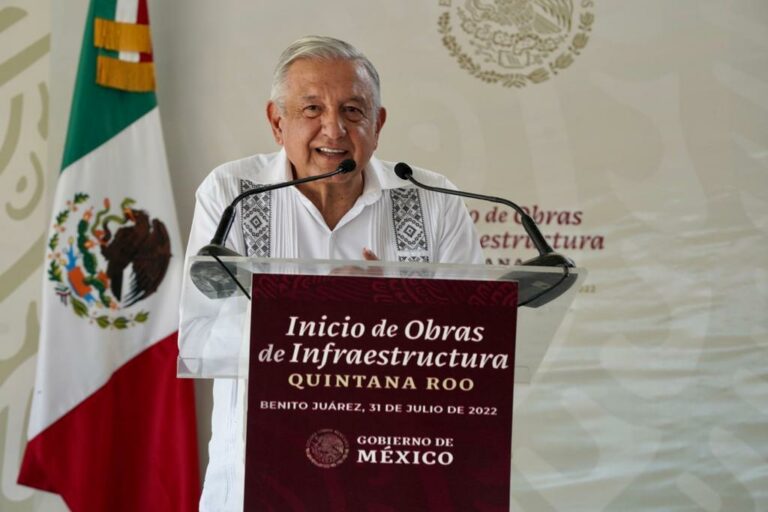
(240, 179), (271, 257)
(398, 255), (430, 263)
(390, 188), (429, 262)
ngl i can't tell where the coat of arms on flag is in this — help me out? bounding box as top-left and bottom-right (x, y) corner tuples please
(47, 193), (171, 328)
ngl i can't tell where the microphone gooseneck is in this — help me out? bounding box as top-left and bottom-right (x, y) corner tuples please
(191, 159), (356, 299)
(200, 159), (356, 256)
(393, 162), (573, 268)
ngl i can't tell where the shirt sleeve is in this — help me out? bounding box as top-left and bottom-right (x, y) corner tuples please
(178, 173), (250, 377)
(186, 173), (242, 255)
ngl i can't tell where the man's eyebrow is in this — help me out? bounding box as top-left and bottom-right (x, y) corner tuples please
(297, 94), (368, 104)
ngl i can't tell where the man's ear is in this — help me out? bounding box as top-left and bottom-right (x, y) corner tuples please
(266, 101), (284, 145)
(371, 106), (387, 150)
(375, 107), (387, 137)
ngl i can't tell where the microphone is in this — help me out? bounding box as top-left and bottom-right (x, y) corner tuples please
(199, 158), (356, 257)
(191, 159), (356, 298)
(394, 162), (576, 308)
(393, 162), (573, 267)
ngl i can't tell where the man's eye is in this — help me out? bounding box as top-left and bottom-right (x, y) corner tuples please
(303, 106), (321, 117)
(343, 107), (364, 121)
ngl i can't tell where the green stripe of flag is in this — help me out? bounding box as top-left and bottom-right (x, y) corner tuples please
(61, 0), (157, 171)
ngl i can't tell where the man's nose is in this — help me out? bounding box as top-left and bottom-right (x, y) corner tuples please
(321, 111), (346, 139)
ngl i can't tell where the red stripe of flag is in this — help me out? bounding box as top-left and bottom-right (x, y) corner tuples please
(18, 334), (200, 511)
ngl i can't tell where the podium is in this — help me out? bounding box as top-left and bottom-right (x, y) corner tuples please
(179, 256), (585, 511)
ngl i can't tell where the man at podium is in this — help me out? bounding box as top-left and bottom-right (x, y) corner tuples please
(185, 35), (483, 511)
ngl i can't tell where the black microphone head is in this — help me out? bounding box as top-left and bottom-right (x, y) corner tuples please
(191, 244), (245, 299)
(394, 162), (413, 180)
(339, 159), (356, 173)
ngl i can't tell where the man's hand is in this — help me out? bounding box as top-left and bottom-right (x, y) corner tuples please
(362, 247), (378, 261)
(330, 248), (381, 276)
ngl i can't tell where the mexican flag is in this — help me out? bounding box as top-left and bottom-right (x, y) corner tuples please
(18, 0), (200, 510)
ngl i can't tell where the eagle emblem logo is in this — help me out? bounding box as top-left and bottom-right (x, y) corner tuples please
(438, 0), (594, 87)
(47, 193), (171, 329)
(306, 429), (350, 468)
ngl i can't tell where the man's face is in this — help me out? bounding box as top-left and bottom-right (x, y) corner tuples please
(267, 58), (386, 180)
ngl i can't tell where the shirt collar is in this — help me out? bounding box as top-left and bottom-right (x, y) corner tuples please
(358, 157), (383, 207)
(277, 148), (293, 181)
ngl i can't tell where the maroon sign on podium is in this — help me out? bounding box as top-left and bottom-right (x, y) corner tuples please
(244, 273), (518, 511)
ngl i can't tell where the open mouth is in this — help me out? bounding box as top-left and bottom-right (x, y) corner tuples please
(315, 147), (348, 157)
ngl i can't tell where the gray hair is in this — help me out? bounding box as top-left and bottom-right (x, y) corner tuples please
(270, 35), (382, 113)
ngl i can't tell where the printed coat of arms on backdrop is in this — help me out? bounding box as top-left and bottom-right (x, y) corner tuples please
(46, 193), (171, 329)
(438, 0), (594, 87)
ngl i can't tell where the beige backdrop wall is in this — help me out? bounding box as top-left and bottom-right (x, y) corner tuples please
(2, 0), (766, 510)
(0, 1), (67, 510)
